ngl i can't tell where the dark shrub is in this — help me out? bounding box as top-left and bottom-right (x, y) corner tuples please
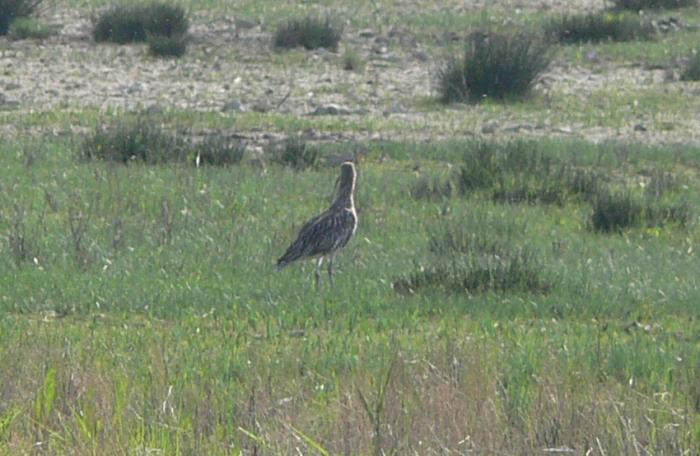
(438, 31), (550, 103)
(0, 0), (43, 35)
(272, 137), (320, 171)
(195, 134), (245, 166)
(590, 189), (642, 233)
(274, 16), (342, 51)
(546, 13), (656, 44)
(613, 0), (697, 9)
(148, 33), (187, 58)
(93, 2), (188, 44)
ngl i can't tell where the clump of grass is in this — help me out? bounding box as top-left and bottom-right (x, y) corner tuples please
(681, 51), (700, 81)
(612, 0), (697, 10)
(194, 134), (245, 166)
(93, 2), (188, 44)
(589, 188), (691, 233)
(81, 117), (187, 164)
(437, 31), (550, 103)
(274, 16), (342, 51)
(0, 0), (43, 35)
(395, 247), (550, 295)
(147, 33), (187, 58)
(396, 216), (550, 295)
(409, 176), (453, 201)
(7, 17), (55, 40)
(271, 137), (320, 171)
(546, 12), (656, 44)
(456, 141), (604, 206)
(342, 49), (365, 71)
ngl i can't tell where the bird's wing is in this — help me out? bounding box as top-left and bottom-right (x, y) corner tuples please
(276, 209), (356, 268)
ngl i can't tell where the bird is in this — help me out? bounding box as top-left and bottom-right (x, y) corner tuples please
(276, 161), (358, 289)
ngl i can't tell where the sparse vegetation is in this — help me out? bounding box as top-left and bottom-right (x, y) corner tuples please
(0, 0), (43, 35)
(92, 2), (188, 44)
(409, 175), (453, 200)
(7, 17), (55, 40)
(437, 31), (550, 103)
(342, 49), (365, 71)
(194, 134), (246, 166)
(274, 16), (342, 51)
(546, 12), (656, 44)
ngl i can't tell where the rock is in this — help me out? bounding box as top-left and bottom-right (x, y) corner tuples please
(235, 19), (258, 30)
(383, 102), (406, 116)
(554, 126), (573, 134)
(634, 123), (648, 132)
(251, 102), (269, 113)
(5, 82), (20, 90)
(308, 104), (352, 116)
(222, 100), (247, 112)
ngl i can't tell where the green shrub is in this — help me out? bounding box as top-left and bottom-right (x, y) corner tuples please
(147, 33), (187, 58)
(271, 137), (320, 171)
(93, 2), (188, 44)
(437, 31), (550, 103)
(7, 17), (54, 40)
(612, 0), (697, 9)
(194, 134), (245, 166)
(0, 0), (43, 35)
(274, 16), (342, 51)
(681, 52), (700, 81)
(546, 13), (656, 44)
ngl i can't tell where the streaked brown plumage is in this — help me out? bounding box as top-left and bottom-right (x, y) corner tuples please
(277, 161), (358, 288)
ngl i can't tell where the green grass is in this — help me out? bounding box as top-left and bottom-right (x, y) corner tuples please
(0, 136), (699, 452)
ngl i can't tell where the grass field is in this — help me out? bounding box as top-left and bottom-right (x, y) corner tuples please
(1, 0), (700, 454)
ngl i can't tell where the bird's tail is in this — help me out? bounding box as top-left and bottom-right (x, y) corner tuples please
(275, 258), (289, 271)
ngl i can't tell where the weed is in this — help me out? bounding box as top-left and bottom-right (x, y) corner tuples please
(681, 51), (700, 81)
(437, 30), (550, 103)
(6, 205), (35, 266)
(274, 16), (342, 51)
(271, 137), (319, 171)
(7, 17), (55, 40)
(590, 189), (642, 233)
(546, 12), (656, 44)
(147, 33), (187, 58)
(93, 2), (188, 44)
(0, 0), (43, 35)
(67, 205), (90, 268)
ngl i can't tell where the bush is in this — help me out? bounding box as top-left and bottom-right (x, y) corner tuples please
(274, 16), (342, 51)
(437, 31), (550, 103)
(148, 33), (187, 58)
(546, 13), (656, 44)
(81, 118), (187, 164)
(342, 49), (365, 71)
(7, 17), (54, 40)
(681, 52), (700, 81)
(271, 137), (320, 171)
(0, 0), (43, 35)
(194, 134), (245, 166)
(612, 0), (697, 9)
(93, 2), (188, 44)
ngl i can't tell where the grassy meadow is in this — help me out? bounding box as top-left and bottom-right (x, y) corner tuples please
(1, 0), (700, 454)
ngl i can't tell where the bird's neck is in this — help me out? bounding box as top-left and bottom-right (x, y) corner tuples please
(331, 175), (355, 210)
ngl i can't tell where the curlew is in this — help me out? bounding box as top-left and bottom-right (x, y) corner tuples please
(276, 161), (358, 289)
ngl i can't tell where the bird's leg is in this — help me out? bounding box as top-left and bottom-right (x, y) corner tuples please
(327, 254), (335, 287)
(315, 257), (324, 291)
